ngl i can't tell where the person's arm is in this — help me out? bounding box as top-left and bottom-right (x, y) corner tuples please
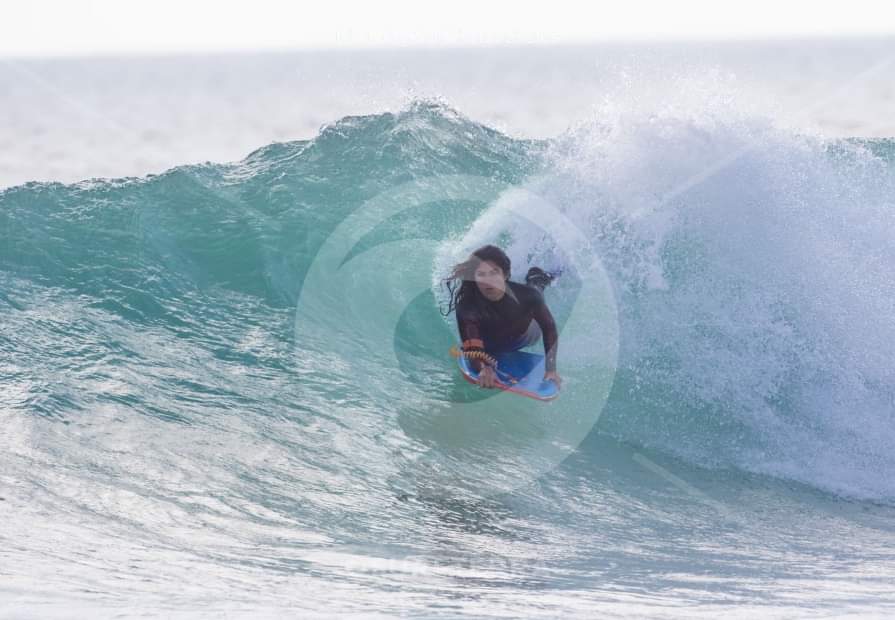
(456, 310), (487, 372)
(532, 296), (559, 374)
(456, 310), (499, 388)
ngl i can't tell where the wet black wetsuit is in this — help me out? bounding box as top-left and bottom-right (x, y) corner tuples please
(456, 280), (558, 372)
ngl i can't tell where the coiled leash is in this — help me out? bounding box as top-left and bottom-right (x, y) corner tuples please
(448, 345), (519, 385)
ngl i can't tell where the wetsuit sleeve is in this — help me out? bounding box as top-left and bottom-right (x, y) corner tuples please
(456, 307), (487, 372)
(532, 296), (558, 373)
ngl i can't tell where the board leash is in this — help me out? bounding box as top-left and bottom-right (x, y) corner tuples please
(448, 345), (520, 385)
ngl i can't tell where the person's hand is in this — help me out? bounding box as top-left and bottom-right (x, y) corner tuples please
(544, 370), (562, 389)
(478, 365), (499, 389)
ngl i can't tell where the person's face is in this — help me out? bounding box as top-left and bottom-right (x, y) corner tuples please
(474, 260), (507, 301)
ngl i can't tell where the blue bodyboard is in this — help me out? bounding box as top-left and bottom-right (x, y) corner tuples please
(456, 349), (559, 401)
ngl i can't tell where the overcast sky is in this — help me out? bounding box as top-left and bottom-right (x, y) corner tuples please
(2, 0), (893, 58)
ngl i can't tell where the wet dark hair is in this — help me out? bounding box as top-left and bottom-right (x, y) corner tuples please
(440, 244), (511, 319)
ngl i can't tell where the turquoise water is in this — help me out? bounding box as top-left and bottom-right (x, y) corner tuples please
(3, 54), (895, 618)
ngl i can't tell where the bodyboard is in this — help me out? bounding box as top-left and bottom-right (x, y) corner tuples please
(456, 349), (559, 401)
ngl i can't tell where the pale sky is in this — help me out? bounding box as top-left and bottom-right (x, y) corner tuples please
(2, 0), (893, 57)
